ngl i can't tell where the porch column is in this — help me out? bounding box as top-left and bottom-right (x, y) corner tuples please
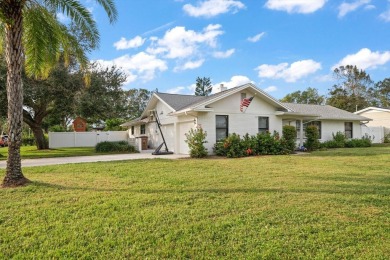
(299, 119), (304, 147)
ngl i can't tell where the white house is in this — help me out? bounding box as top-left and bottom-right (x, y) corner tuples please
(355, 107), (390, 143)
(122, 84), (371, 154)
(354, 107), (390, 127)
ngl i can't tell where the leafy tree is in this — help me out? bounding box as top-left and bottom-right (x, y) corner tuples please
(124, 88), (152, 119)
(280, 87), (325, 105)
(327, 65), (374, 112)
(104, 118), (126, 131)
(373, 78), (390, 108)
(22, 58), (83, 149)
(77, 63), (127, 124)
(0, 1), (117, 187)
(195, 77), (212, 96)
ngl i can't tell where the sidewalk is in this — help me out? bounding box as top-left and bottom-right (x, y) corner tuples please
(0, 152), (189, 169)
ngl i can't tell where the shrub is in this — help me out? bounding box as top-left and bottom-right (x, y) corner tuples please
(304, 125), (320, 151)
(282, 125), (297, 152)
(384, 133), (390, 143)
(332, 131), (346, 147)
(213, 131), (291, 158)
(22, 135), (35, 146)
(345, 138), (371, 148)
(185, 126), (208, 158)
(49, 125), (68, 132)
(213, 141), (227, 156)
(223, 133), (244, 158)
(95, 141), (138, 153)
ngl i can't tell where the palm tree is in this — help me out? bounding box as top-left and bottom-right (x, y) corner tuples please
(0, 0), (117, 187)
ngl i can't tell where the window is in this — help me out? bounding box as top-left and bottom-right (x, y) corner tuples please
(345, 122), (353, 139)
(258, 117), (269, 133)
(296, 120), (322, 139)
(216, 115), (228, 141)
(131, 126), (134, 135)
(140, 124), (146, 135)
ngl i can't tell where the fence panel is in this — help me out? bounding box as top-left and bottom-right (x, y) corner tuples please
(49, 131), (129, 148)
(361, 126), (384, 143)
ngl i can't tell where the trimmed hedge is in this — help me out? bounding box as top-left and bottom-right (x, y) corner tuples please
(213, 131), (291, 158)
(95, 141), (138, 153)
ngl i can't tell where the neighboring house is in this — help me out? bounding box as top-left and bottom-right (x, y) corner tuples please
(354, 107), (390, 127)
(122, 84), (371, 154)
(355, 107), (390, 143)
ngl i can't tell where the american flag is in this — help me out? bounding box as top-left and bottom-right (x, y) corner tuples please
(240, 96), (254, 112)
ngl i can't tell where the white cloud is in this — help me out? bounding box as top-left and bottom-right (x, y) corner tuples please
(183, 0), (245, 18)
(338, 0), (371, 18)
(264, 0), (326, 14)
(167, 84), (196, 95)
(211, 75), (253, 93)
(247, 32), (266, 43)
(256, 60), (322, 82)
(95, 52), (167, 84)
(333, 48), (390, 70)
(364, 4), (375, 10)
(379, 4), (390, 22)
(167, 86), (185, 94)
(264, 86), (278, 93)
(147, 24), (224, 59)
(174, 59), (205, 72)
(213, 49), (235, 58)
(56, 13), (70, 23)
(113, 36), (146, 50)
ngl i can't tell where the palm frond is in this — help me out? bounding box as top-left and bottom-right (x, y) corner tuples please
(58, 27), (88, 70)
(43, 0), (100, 49)
(23, 5), (60, 77)
(94, 0), (118, 23)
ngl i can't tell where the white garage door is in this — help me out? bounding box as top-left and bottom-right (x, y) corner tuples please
(179, 122), (194, 154)
(162, 124), (175, 152)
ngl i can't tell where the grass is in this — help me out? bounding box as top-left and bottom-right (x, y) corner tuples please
(0, 146), (132, 160)
(0, 147), (389, 259)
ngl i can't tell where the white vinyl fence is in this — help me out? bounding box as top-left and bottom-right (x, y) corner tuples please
(49, 131), (132, 148)
(360, 126), (390, 143)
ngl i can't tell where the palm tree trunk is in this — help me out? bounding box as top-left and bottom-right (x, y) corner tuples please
(2, 1), (29, 187)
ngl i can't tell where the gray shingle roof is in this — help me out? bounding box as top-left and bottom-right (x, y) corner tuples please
(155, 93), (207, 111)
(154, 87), (371, 122)
(156, 84), (286, 112)
(281, 103), (371, 121)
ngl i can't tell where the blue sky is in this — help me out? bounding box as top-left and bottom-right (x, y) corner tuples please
(78, 0), (390, 99)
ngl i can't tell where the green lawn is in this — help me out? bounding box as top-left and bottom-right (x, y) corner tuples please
(0, 146), (131, 160)
(1, 147), (389, 259)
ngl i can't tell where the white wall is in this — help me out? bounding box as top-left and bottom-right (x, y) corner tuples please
(49, 131), (130, 148)
(198, 91), (283, 153)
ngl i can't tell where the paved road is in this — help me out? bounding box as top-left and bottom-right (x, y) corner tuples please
(0, 153), (189, 169)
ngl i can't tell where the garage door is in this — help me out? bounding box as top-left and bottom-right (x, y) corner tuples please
(162, 124), (175, 152)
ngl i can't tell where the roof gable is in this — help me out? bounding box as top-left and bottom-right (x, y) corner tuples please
(172, 83), (290, 113)
(355, 107), (390, 114)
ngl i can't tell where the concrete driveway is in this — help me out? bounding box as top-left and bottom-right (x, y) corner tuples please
(0, 152), (189, 169)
